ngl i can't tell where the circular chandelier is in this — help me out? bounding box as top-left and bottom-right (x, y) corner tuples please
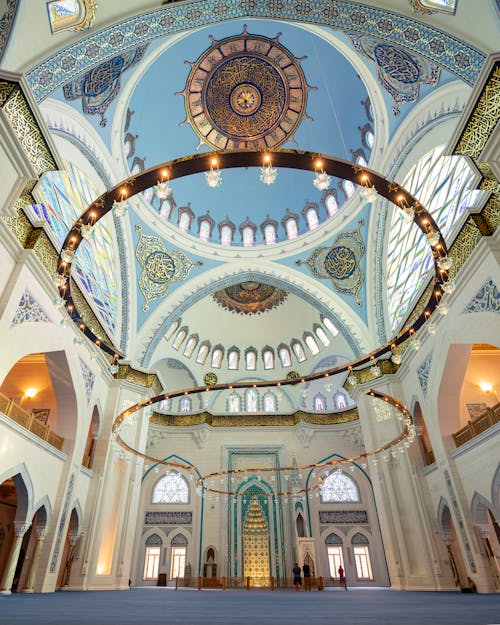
(53, 149), (452, 471)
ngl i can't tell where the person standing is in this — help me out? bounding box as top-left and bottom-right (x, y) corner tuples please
(338, 565), (347, 590)
(293, 563), (302, 591)
(302, 562), (311, 591)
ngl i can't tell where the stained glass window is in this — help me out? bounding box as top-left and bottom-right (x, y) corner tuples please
(343, 180), (355, 198)
(334, 392), (347, 410)
(196, 342), (210, 365)
(152, 472), (189, 503)
(305, 206), (319, 230)
(305, 334), (320, 355)
(263, 393), (277, 412)
(33, 162), (118, 337)
(199, 219), (212, 241)
(314, 393), (326, 411)
(228, 393), (241, 413)
(245, 350), (257, 371)
(386, 145), (481, 332)
(278, 346), (291, 367)
(246, 390), (258, 412)
(179, 397), (191, 413)
(183, 335), (198, 358)
(315, 326), (330, 346)
(220, 225), (233, 246)
(325, 193), (338, 216)
(242, 226), (255, 247)
(228, 349), (240, 370)
(211, 347), (224, 368)
(47, 0), (85, 34)
(172, 328), (187, 350)
(284, 217), (298, 240)
(321, 470), (360, 503)
(263, 348), (274, 370)
(322, 317), (339, 337)
(264, 223), (277, 245)
(291, 341), (306, 363)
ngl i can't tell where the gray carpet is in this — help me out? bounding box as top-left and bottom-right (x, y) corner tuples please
(1, 587), (499, 625)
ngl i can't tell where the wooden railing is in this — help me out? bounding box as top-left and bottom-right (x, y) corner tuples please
(0, 391), (64, 451)
(453, 403), (500, 448)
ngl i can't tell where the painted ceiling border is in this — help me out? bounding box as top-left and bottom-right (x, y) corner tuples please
(26, 0), (486, 102)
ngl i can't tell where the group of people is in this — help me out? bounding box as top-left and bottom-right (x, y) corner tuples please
(292, 563), (348, 591)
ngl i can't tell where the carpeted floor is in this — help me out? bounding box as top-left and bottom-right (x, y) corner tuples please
(0, 587), (499, 625)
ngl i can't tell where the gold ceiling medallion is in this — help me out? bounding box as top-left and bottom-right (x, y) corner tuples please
(179, 25), (313, 150)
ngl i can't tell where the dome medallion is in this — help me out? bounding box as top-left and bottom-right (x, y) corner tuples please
(180, 26), (311, 149)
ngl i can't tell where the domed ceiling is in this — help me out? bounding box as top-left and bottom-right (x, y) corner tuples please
(123, 21), (374, 246)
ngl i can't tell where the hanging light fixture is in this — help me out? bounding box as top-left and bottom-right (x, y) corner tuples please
(397, 194), (414, 223)
(205, 157), (222, 188)
(313, 159), (331, 191)
(155, 169), (172, 199)
(359, 173), (378, 204)
(112, 188), (128, 217)
(260, 154), (278, 185)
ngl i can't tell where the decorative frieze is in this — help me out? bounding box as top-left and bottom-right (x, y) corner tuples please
(144, 511), (192, 525)
(319, 510), (368, 524)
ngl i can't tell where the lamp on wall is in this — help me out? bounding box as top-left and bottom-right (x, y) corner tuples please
(479, 381), (498, 402)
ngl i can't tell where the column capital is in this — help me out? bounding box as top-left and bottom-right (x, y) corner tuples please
(35, 527), (47, 540)
(14, 522), (31, 537)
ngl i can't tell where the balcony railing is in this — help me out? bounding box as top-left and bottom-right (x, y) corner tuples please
(0, 391), (64, 451)
(453, 403), (500, 448)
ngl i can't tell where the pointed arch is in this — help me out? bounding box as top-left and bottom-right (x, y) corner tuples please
(471, 491), (493, 526)
(32, 495), (53, 529)
(492, 463), (500, 519)
(437, 497), (452, 543)
(0, 463), (34, 523)
(70, 499), (83, 536)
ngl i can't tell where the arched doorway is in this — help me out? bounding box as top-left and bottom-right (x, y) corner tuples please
(471, 493), (500, 589)
(438, 499), (467, 587)
(0, 470), (31, 593)
(56, 507), (80, 590)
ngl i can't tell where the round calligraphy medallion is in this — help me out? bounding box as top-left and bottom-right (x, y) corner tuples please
(325, 246), (357, 280)
(144, 250), (176, 284)
(182, 28), (310, 150)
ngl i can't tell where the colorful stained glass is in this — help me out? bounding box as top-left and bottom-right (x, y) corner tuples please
(321, 470), (360, 503)
(32, 162), (119, 337)
(152, 472), (189, 503)
(386, 145), (481, 332)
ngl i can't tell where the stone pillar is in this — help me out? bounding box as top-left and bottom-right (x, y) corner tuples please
(23, 527), (47, 593)
(0, 522), (31, 594)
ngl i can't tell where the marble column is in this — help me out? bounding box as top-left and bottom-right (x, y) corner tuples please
(23, 527), (47, 593)
(0, 522), (31, 594)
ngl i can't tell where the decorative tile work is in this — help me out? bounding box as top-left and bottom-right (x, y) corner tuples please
(144, 511), (192, 525)
(319, 510), (368, 524)
(26, 1), (485, 101)
(301, 220), (365, 305)
(63, 45), (147, 126)
(213, 281), (288, 315)
(135, 225), (198, 311)
(50, 473), (75, 573)
(464, 279), (500, 314)
(10, 290), (50, 326)
(417, 354), (433, 397)
(444, 469), (476, 572)
(347, 33), (440, 115)
(0, 0), (19, 63)
(79, 358), (95, 403)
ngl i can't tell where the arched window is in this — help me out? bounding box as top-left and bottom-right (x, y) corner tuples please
(325, 192), (338, 216)
(352, 534), (373, 580)
(314, 326), (330, 346)
(152, 472), (189, 503)
(322, 317), (339, 337)
(183, 335), (198, 358)
(245, 389), (259, 412)
(321, 469), (360, 503)
(220, 224), (233, 246)
(144, 534), (162, 580)
(165, 320), (180, 340)
(263, 393), (277, 412)
(365, 130), (374, 149)
(291, 340), (306, 363)
(304, 334), (320, 355)
(263, 222), (277, 245)
(325, 533), (344, 578)
(196, 342), (210, 365)
(170, 534), (187, 579)
(355, 153), (368, 167)
(342, 180), (355, 198)
(314, 393), (326, 411)
(278, 345), (291, 367)
(179, 397), (192, 413)
(227, 393), (241, 413)
(263, 348), (275, 370)
(227, 348), (240, 370)
(386, 145), (481, 331)
(242, 225), (255, 247)
(305, 205), (319, 230)
(334, 392), (347, 410)
(416, 0), (456, 13)
(199, 219), (212, 242)
(172, 328), (187, 350)
(245, 349), (257, 371)
(284, 216), (298, 240)
(178, 210), (192, 232)
(211, 346), (224, 368)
